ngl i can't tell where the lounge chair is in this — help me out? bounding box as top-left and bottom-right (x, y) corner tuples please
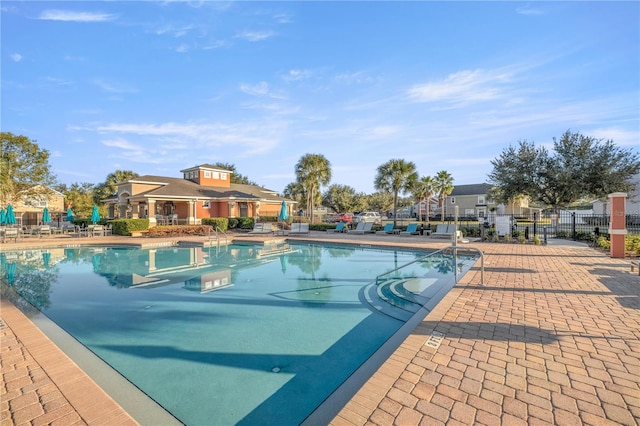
(431, 224), (449, 238)
(92, 225), (105, 237)
(39, 225), (52, 237)
(249, 223), (273, 234)
(348, 222), (366, 233)
(353, 221), (374, 234)
(328, 222), (346, 233)
(376, 223), (395, 235)
(2, 227), (19, 243)
(400, 223), (419, 236)
(289, 223), (309, 235)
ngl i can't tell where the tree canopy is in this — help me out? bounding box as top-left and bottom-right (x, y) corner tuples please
(488, 130), (640, 211)
(210, 162), (258, 185)
(295, 154), (332, 223)
(374, 159), (418, 226)
(0, 132), (56, 207)
(322, 184), (362, 213)
(433, 170), (454, 219)
(93, 170), (140, 204)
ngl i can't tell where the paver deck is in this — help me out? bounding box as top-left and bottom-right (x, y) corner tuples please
(1, 232), (639, 425)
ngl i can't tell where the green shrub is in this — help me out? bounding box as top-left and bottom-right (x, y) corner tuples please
(110, 219), (149, 236)
(202, 217), (228, 231)
(533, 235), (541, 245)
(492, 233), (499, 243)
(228, 218), (239, 229)
(147, 225), (213, 237)
(596, 236), (610, 250)
(236, 218), (255, 229)
(503, 234), (512, 243)
(518, 234), (526, 244)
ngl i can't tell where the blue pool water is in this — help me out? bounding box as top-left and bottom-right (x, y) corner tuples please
(0, 242), (476, 425)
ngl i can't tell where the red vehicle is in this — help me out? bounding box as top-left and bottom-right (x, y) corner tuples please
(333, 213), (354, 223)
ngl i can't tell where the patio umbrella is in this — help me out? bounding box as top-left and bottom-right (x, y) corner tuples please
(5, 205), (16, 225)
(66, 208), (74, 222)
(0, 209), (5, 225)
(278, 201), (289, 221)
(42, 207), (51, 224)
(91, 205), (100, 224)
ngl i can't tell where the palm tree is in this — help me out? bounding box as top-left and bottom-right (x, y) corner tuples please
(434, 170), (454, 221)
(374, 159), (418, 227)
(295, 154), (331, 223)
(413, 175), (435, 222)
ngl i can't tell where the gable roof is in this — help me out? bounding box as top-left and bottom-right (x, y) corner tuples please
(449, 183), (494, 197)
(126, 175), (290, 202)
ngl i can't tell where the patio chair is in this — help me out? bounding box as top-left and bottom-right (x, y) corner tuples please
(348, 222), (366, 233)
(92, 225), (105, 237)
(2, 227), (19, 243)
(376, 223), (395, 235)
(352, 222), (374, 234)
(289, 223), (309, 235)
(248, 223), (273, 234)
(39, 225), (52, 237)
(328, 222), (346, 233)
(400, 223), (419, 236)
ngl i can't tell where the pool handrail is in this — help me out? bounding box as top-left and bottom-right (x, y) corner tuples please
(375, 245), (484, 287)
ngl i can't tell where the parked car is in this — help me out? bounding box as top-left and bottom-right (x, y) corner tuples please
(333, 213), (354, 223)
(354, 211), (381, 224)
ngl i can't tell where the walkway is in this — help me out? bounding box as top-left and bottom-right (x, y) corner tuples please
(1, 233), (639, 425)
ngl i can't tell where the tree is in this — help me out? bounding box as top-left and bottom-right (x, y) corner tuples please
(0, 132), (56, 207)
(413, 175), (435, 221)
(211, 162), (258, 185)
(434, 170), (454, 220)
(54, 182), (96, 218)
(322, 184), (359, 213)
(93, 170), (139, 204)
(374, 159), (418, 227)
(488, 130), (640, 211)
(294, 154), (332, 223)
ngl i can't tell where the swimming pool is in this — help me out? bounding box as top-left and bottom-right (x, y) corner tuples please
(1, 242), (476, 425)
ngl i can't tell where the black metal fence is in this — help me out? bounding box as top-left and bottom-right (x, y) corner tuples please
(453, 212), (640, 242)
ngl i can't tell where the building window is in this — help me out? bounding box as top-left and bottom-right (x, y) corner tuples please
(212, 172), (219, 179)
(465, 209), (475, 216)
(220, 172), (227, 180)
(203, 201), (210, 208)
(204, 171), (211, 178)
(478, 196), (485, 205)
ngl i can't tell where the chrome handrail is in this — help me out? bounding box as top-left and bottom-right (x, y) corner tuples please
(375, 245), (484, 287)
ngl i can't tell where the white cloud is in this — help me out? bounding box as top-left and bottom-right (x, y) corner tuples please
(408, 69), (514, 106)
(175, 44), (190, 53)
(588, 127), (640, 147)
(93, 79), (138, 93)
(516, 6), (544, 16)
(39, 10), (115, 22)
(240, 81), (286, 99)
(234, 30), (275, 42)
(11, 53), (22, 62)
(335, 71), (375, 85)
(283, 69), (312, 82)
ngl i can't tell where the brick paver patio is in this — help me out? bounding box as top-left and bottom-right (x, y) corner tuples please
(1, 233), (639, 425)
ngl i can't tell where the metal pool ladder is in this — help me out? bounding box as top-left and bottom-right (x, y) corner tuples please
(375, 245), (485, 287)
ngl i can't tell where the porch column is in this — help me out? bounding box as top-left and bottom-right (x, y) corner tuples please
(608, 192), (627, 258)
(228, 201), (235, 218)
(148, 199), (157, 226)
(118, 203), (127, 219)
(188, 200), (195, 224)
(131, 202), (140, 219)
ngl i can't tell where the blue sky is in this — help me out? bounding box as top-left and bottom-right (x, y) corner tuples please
(3, 1), (639, 194)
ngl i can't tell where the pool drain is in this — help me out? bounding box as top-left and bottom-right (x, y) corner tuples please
(271, 367), (281, 373)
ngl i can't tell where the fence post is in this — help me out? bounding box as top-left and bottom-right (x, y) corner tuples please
(571, 212), (576, 240)
(533, 212), (537, 237)
(543, 227), (547, 245)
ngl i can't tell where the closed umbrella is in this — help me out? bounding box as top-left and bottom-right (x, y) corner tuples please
(66, 208), (74, 222)
(278, 201), (289, 221)
(42, 207), (51, 224)
(0, 209), (5, 225)
(6, 205), (16, 225)
(91, 205), (100, 224)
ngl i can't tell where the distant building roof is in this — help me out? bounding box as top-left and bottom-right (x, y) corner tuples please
(449, 183), (494, 197)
